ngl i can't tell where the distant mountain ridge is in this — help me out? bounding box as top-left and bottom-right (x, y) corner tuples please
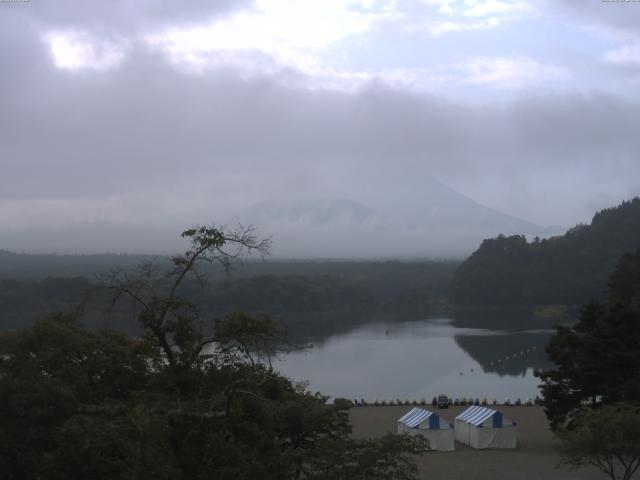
(451, 197), (640, 306)
(0, 177), (562, 258)
(233, 177), (563, 258)
(0, 249), (152, 278)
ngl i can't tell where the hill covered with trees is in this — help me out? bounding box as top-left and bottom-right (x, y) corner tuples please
(0, 262), (457, 342)
(451, 198), (640, 306)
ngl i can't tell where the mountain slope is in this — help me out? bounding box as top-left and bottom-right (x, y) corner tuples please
(451, 197), (640, 306)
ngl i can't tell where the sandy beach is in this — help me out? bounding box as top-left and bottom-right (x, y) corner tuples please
(349, 405), (603, 480)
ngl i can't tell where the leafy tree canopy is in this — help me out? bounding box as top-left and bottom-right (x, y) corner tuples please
(0, 225), (423, 480)
(557, 403), (640, 480)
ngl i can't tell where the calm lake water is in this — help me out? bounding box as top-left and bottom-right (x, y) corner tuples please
(274, 318), (554, 402)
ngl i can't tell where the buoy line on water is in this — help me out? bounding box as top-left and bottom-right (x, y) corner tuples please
(458, 345), (539, 376)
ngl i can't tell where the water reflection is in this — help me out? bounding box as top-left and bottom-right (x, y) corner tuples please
(454, 331), (552, 377)
(274, 317), (554, 401)
(278, 310), (395, 346)
(450, 306), (566, 330)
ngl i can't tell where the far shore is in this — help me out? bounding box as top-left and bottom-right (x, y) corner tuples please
(349, 405), (602, 480)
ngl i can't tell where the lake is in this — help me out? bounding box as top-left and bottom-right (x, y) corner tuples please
(274, 317), (554, 403)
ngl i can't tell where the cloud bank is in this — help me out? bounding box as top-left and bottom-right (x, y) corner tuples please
(0, 0), (639, 255)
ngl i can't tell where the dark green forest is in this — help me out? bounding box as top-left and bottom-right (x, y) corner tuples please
(3, 197), (640, 336)
(0, 250), (148, 279)
(451, 198), (640, 306)
(0, 259), (457, 339)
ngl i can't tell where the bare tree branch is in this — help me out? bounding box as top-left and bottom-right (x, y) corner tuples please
(93, 224), (270, 372)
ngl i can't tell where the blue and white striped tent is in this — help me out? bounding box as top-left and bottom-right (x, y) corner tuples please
(397, 407), (454, 451)
(454, 406), (517, 449)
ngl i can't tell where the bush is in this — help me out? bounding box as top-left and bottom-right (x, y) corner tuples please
(334, 398), (354, 410)
(558, 404), (640, 480)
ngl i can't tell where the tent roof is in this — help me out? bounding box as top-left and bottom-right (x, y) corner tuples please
(398, 407), (436, 428)
(455, 406), (503, 427)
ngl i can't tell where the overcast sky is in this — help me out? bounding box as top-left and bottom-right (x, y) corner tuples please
(1, 0), (640, 254)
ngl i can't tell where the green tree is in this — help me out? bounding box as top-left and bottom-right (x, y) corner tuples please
(557, 404), (640, 480)
(537, 247), (640, 429)
(101, 224), (271, 371)
(0, 225), (422, 480)
(0, 313), (157, 479)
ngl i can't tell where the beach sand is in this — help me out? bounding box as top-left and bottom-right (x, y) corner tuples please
(349, 405), (603, 480)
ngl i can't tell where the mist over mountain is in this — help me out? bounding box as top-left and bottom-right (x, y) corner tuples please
(231, 177), (563, 259)
(0, 177), (562, 258)
(242, 197), (377, 227)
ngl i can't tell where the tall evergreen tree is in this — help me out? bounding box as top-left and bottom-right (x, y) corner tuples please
(538, 246), (640, 429)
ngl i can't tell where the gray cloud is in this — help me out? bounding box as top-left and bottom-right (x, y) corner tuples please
(1, 2), (639, 255)
(4, 0), (251, 34)
(541, 0), (640, 37)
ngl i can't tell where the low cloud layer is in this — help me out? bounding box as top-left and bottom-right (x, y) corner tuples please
(1, 1), (639, 255)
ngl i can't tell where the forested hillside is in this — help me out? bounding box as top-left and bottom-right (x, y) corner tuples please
(0, 250), (457, 301)
(451, 198), (640, 306)
(0, 250), (150, 278)
(0, 260), (457, 334)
